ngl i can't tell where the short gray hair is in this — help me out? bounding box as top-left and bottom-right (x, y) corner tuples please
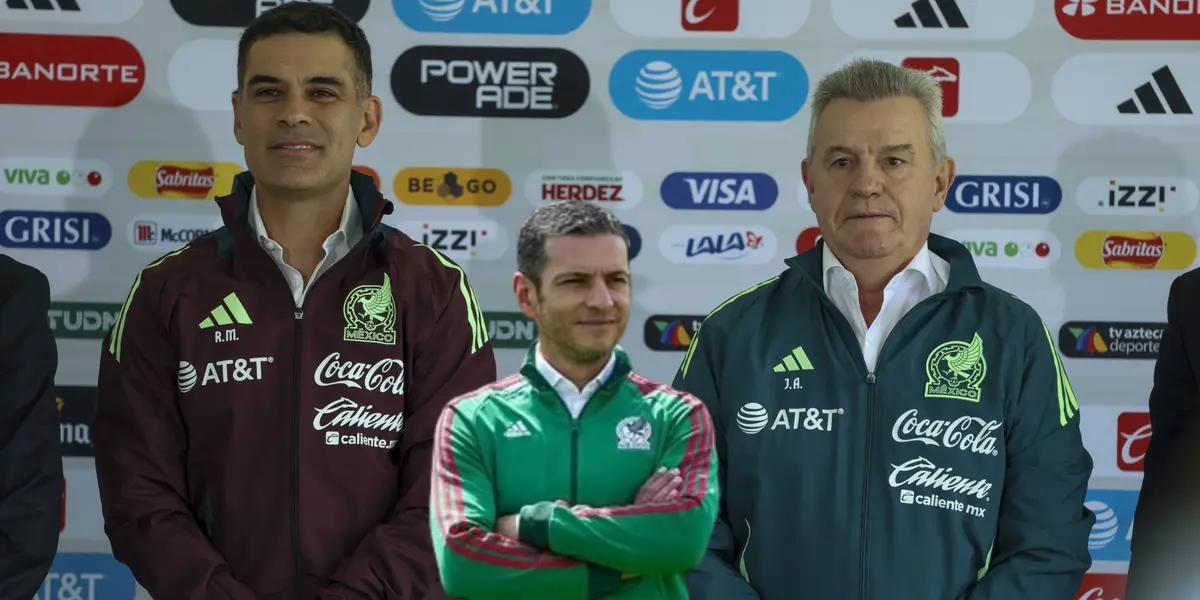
(517, 201), (626, 289)
(806, 58), (947, 164)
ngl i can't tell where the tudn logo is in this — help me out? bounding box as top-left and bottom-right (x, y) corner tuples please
(177, 361), (197, 393)
(420, 0), (464, 21)
(636, 61), (684, 109)
(736, 402), (770, 434)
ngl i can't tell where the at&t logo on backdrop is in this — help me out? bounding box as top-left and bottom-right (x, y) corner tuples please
(36, 552), (136, 600)
(608, 49), (808, 122)
(610, 0), (810, 38)
(660, 172), (778, 211)
(945, 175), (1062, 214)
(623, 224), (642, 260)
(395, 0), (589, 34)
(1083, 489), (1138, 563)
(659, 224), (777, 265)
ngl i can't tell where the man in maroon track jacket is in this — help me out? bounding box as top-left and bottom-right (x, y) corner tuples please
(92, 4), (497, 599)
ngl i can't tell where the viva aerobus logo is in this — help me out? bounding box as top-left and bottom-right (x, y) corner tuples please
(395, 0), (588, 34)
(644, 314), (704, 351)
(483, 311), (538, 349)
(1058, 321), (1165, 360)
(660, 172), (778, 211)
(392, 45), (590, 118)
(609, 49), (808, 121)
(0, 210), (111, 250)
(48, 302), (122, 339)
(0, 158), (111, 197)
(0, 33), (145, 107)
(171, 0), (369, 27)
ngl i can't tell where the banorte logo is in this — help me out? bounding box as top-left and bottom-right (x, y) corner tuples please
(1075, 230), (1197, 270)
(0, 33), (145, 107)
(1117, 411), (1151, 472)
(128, 161), (242, 200)
(1058, 0), (1200, 40)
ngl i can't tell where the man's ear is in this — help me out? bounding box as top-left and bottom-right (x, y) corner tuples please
(513, 272), (538, 321)
(232, 91), (244, 146)
(356, 95), (383, 148)
(933, 157), (956, 213)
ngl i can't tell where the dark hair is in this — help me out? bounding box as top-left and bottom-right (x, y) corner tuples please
(517, 202), (627, 288)
(237, 3), (373, 99)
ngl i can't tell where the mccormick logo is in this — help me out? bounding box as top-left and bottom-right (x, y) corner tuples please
(0, 158), (111, 197)
(1058, 321), (1165, 360)
(394, 219), (509, 261)
(0, 210), (111, 250)
(795, 226), (821, 254)
(644, 315), (704, 351)
(393, 167), (512, 206)
(946, 175), (1062, 214)
(1058, 0), (1200, 40)
(1075, 573), (1126, 600)
(171, 0), (369, 27)
(943, 229), (1059, 269)
(1, 0), (142, 24)
(127, 161), (241, 199)
(1075, 176), (1200, 217)
(1117, 411), (1151, 472)
(48, 302), (122, 340)
(0, 33), (145, 107)
(1084, 489), (1138, 563)
(523, 170), (644, 209)
(127, 214), (220, 252)
(483, 311), (538, 349)
(37, 552), (136, 600)
(659, 225), (777, 265)
(611, 0), (808, 38)
(394, 0), (588, 34)
(56, 387), (96, 457)
(391, 45), (590, 119)
(608, 49), (808, 122)
(830, 0), (1034, 40)
(660, 172), (778, 211)
(1074, 230), (1196, 270)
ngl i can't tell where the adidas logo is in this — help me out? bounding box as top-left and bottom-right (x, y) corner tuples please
(1117, 66), (1193, 115)
(503, 421), (530, 438)
(772, 345), (815, 372)
(199, 293), (254, 329)
(894, 0), (968, 28)
(4, 0), (80, 10)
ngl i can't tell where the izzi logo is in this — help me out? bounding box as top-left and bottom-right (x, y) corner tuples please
(1058, 0), (1200, 40)
(396, 219), (509, 261)
(830, 0), (1034, 40)
(644, 315), (704, 351)
(945, 229), (1059, 269)
(56, 387), (96, 457)
(2, 0), (141, 24)
(0, 210), (111, 250)
(36, 552), (136, 600)
(392, 45), (589, 118)
(1059, 321), (1165, 359)
(394, 167), (512, 206)
(484, 311), (537, 349)
(171, 0), (368, 27)
(1053, 55), (1200, 126)
(0, 33), (145, 108)
(660, 172), (778, 211)
(609, 49), (808, 122)
(524, 170), (644, 209)
(623, 224), (642, 260)
(394, 0), (588, 34)
(945, 175), (1062, 214)
(659, 225), (776, 265)
(1075, 176), (1200, 216)
(48, 302), (122, 340)
(0, 158), (111, 197)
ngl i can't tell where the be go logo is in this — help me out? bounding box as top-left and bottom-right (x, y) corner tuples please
(395, 0), (589, 34)
(393, 167), (512, 207)
(608, 49), (808, 122)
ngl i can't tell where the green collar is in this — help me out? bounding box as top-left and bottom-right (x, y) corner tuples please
(519, 344), (633, 394)
(783, 232), (985, 292)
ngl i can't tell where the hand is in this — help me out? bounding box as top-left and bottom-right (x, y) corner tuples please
(495, 515), (519, 539)
(634, 467), (682, 504)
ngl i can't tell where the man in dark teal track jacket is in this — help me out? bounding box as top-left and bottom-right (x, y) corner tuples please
(674, 58), (1095, 600)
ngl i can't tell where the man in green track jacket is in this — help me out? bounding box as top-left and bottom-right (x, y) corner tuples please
(676, 58), (1095, 600)
(430, 201), (720, 599)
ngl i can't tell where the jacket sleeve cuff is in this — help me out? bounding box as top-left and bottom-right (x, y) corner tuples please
(517, 501), (553, 549)
(587, 564), (623, 598)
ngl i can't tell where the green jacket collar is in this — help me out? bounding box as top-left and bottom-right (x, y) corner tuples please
(519, 344), (633, 395)
(783, 232), (984, 292)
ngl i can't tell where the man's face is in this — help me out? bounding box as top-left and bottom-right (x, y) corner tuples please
(516, 234), (631, 364)
(802, 96), (954, 262)
(233, 32), (381, 196)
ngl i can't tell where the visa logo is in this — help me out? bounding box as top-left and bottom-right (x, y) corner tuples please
(946, 175), (1063, 214)
(661, 172), (777, 210)
(0, 210), (111, 250)
(609, 49), (808, 122)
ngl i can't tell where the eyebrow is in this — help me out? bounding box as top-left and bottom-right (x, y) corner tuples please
(244, 74), (348, 89)
(823, 143), (916, 158)
(555, 269), (630, 280)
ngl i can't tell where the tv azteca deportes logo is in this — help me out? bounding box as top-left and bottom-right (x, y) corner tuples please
(1058, 321), (1165, 360)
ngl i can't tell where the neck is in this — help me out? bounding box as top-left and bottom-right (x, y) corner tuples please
(540, 341), (611, 389)
(256, 182), (349, 279)
(835, 246), (920, 325)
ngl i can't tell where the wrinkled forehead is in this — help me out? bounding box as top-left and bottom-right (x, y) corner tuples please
(812, 97), (932, 155)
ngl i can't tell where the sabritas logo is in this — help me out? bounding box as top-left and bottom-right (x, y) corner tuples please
(945, 228), (1059, 269)
(0, 158), (111, 197)
(127, 161), (242, 199)
(1074, 230), (1196, 270)
(483, 311), (538, 349)
(1059, 320), (1165, 359)
(1076, 176), (1200, 216)
(1058, 0), (1200, 40)
(644, 315), (704, 351)
(1075, 573), (1126, 599)
(1117, 411), (1150, 472)
(393, 167), (511, 206)
(523, 170), (644, 209)
(0, 33), (145, 107)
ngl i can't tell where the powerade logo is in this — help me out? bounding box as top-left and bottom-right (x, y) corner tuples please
(660, 172), (778, 210)
(395, 0), (588, 34)
(35, 552), (136, 600)
(946, 175), (1062, 214)
(609, 49), (808, 121)
(0, 210), (111, 250)
(1084, 489), (1138, 563)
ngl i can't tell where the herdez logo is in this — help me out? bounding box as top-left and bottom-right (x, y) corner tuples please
(1075, 176), (1200, 217)
(0, 33), (145, 107)
(609, 49), (808, 122)
(127, 161), (242, 199)
(945, 175), (1062, 214)
(644, 315), (704, 351)
(660, 172), (778, 211)
(395, 219), (509, 261)
(392, 45), (589, 118)
(343, 273), (397, 346)
(395, 0), (588, 34)
(524, 170), (644, 209)
(1059, 321), (1165, 359)
(171, 0), (369, 27)
(394, 167), (512, 206)
(56, 386), (96, 457)
(48, 302), (122, 340)
(484, 311), (538, 349)
(0, 210), (111, 250)
(0, 158), (111, 197)
(1074, 230), (1197, 270)
(1058, 0), (1200, 40)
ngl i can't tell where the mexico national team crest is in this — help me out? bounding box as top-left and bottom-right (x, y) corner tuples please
(924, 332), (987, 403)
(616, 416), (652, 451)
(343, 273), (397, 346)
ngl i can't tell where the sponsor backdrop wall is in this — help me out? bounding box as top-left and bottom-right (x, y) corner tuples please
(1, 0), (1193, 597)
